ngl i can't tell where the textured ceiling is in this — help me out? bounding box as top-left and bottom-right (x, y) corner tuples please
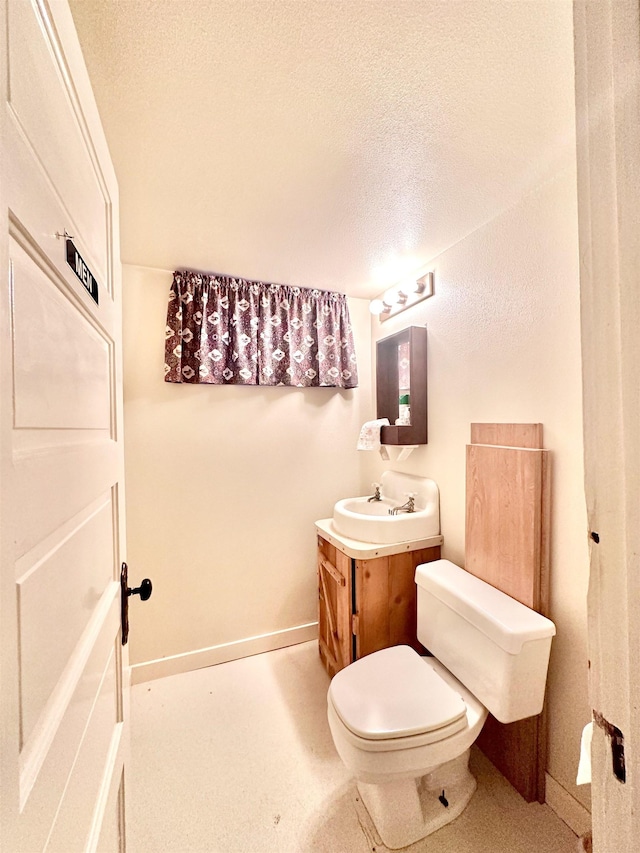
(69, 0), (575, 298)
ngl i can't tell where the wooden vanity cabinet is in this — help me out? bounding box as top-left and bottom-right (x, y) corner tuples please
(317, 533), (441, 678)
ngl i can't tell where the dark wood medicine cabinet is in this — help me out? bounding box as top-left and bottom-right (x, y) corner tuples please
(376, 325), (428, 445)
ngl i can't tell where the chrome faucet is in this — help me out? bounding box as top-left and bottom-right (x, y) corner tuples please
(389, 492), (417, 515)
(367, 482), (382, 502)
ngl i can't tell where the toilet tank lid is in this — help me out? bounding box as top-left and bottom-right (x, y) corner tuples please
(415, 560), (556, 654)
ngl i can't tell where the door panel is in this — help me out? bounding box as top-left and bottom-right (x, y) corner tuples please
(7, 0), (110, 285)
(18, 599), (121, 851)
(44, 645), (121, 853)
(12, 437), (119, 561)
(17, 492), (114, 746)
(11, 243), (112, 430)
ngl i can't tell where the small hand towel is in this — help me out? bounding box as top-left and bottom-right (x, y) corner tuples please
(357, 418), (390, 451)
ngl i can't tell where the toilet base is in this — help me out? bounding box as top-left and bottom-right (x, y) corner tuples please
(356, 749), (476, 850)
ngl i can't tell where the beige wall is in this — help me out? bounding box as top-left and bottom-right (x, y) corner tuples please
(366, 160), (591, 811)
(122, 265), (373, 673)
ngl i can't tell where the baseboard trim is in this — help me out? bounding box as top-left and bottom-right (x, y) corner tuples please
(544, 772), (591, 837)
(130, 622), (319, 685)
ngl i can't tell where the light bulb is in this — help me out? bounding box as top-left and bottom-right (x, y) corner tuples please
(369, 299), (385, 316)
(415, 272), (433, 294)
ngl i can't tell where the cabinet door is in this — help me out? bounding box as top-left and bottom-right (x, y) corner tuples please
(317, 537), (352, 676)
(355, 546), (440, 659)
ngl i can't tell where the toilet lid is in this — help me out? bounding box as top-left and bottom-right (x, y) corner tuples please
(329, 646), (467, 740)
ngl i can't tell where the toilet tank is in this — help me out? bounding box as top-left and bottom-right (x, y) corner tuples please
(415, 560), (556, 724)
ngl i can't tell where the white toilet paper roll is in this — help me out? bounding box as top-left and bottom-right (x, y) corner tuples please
(576, 722), (593, 785)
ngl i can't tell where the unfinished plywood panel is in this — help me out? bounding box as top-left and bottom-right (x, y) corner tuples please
(465, 424), (550, 803)
(466, 444), (545, 607)
(478, 714), (545, 803)
(470, 422), (543, 449)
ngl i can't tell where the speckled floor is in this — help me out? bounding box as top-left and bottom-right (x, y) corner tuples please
(126, 641), (578, 853)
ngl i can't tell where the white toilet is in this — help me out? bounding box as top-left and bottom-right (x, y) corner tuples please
(327, 559), (556, 849)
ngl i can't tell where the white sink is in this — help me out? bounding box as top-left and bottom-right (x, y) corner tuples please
(332, 471), (440, 544)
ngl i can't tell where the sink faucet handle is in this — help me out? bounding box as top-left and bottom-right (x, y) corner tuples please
(405, 492), (417, 511)
(368, 483), (382, 502)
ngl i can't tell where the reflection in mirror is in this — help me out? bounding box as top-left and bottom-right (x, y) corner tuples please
(398, 341), (411, 425)
(376, 326), (427, 445)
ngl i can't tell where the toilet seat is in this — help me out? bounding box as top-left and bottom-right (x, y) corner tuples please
(328, 645), (468, 748)
(327, 696), (469, 753)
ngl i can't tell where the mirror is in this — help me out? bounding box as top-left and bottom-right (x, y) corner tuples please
(376, 326), (427, 445)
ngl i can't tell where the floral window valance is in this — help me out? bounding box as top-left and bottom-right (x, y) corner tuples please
(164, 270), (358, 388)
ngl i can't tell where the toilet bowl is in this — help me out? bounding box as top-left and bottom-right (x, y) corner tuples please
(328, 648), (488, 847)
(328, 650), (487, 785)
(327, 560), (556, 849)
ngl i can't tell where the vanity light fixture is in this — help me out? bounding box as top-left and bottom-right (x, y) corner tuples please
(369, 271), (434, 321)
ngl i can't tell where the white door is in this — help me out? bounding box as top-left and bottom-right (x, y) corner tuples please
(0, 1), (129, 850)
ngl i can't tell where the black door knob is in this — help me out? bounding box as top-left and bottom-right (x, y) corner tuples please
(128, 578), (152, 601)
(120, 562), (152, 646)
